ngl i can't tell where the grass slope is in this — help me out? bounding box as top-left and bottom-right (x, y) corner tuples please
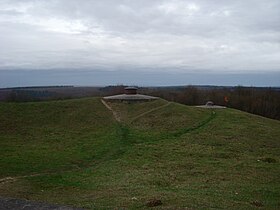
(0, 97), (279, 209)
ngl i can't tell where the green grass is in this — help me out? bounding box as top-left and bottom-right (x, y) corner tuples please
(0, 97), (279, 209)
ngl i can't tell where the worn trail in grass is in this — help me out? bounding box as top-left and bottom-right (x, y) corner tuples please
(0, 97), (279, 209)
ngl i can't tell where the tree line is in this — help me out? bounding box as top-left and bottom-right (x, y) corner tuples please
(141, 86), (280, 120)
(1, 85), (279, 120)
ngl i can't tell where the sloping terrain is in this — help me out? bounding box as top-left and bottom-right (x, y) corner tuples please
(0, 97), (279, 209)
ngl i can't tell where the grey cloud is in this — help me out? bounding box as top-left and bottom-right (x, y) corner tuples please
(36, 0), (279, 36)
(0, 9), (23, 16)
(0, 0), (279, 73)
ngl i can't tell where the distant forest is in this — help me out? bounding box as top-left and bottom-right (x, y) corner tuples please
(0, 85), (279, 120)
(141, 86), (280, 121)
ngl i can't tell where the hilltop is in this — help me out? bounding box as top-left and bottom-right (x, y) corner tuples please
(0, 98), (279, 209)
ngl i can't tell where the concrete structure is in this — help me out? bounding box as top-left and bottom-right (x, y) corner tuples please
(103, 86), (158, 102)
(124, 86), (138, 95)
(206, 101), (214, 106)
(196, 101), (226, 109)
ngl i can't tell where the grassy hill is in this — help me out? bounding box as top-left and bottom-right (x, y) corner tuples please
(0, 97), (279, 209)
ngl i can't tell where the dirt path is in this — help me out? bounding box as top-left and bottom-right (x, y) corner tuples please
(101, 99), (121, 122)
(130, 102), (171, 123)
(0, 172), (66, 185)
(0, 175), (38, 184)
(101, 99), (171, 124)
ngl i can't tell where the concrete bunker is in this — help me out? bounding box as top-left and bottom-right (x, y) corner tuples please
(103, 86), (158, 102)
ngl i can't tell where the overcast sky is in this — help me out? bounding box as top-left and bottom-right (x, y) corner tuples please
(0, 0), (279, 86)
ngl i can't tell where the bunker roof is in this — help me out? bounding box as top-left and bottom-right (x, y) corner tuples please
(103, 94), (158, 101)
(124, 86), (138, 90)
